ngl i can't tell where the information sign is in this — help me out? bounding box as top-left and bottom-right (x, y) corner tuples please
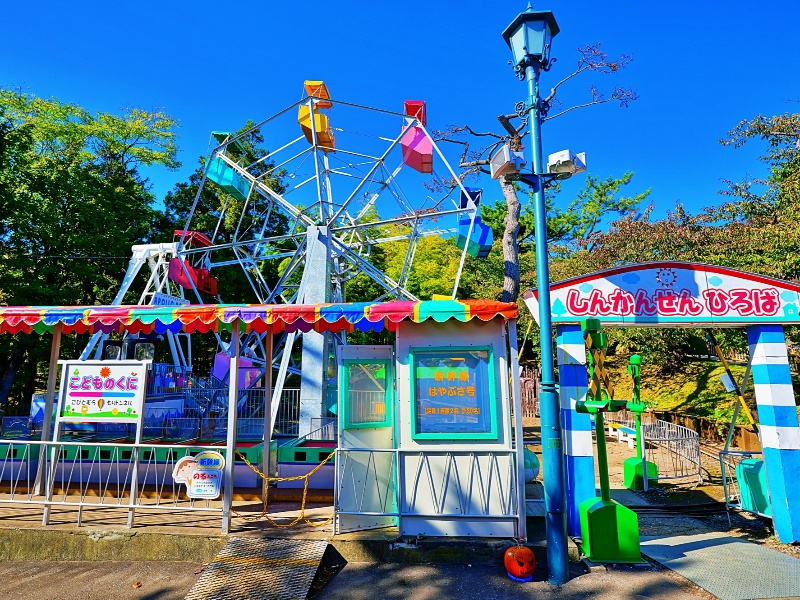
(58, 361), (147, 423)
(413, 349), (493, 436)
(172, 450), (225, 499)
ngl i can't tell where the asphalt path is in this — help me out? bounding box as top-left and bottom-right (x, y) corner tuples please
(0, 559), (710, 600)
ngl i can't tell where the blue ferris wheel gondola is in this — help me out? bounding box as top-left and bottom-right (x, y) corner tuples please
(455, 188), (494, 258)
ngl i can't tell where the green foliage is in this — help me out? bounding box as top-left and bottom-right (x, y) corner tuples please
(609, 327), (708, 375)
(538, 112), (800, 372)
(384, 236), (462, 300)
(479, 171), (649, 252)
(719, 113), (800, 214)
(548, 171), (650, 253)
(0, 88), (179, 410)
(604, 354), (759, 425)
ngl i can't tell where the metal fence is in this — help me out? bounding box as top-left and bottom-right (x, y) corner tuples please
(604, 414), (703, 486)
(719, 450), (768, 516)
(335, 448), (521, 537)
(0, 439), (226, 528)
(519, 366), (540, 418)
(642, 419), (703, 487)
(308, 418), (338, 441)
(30, 386), (303, 438)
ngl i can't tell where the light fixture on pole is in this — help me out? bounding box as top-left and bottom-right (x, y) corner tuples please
(503, 4), (569, 586)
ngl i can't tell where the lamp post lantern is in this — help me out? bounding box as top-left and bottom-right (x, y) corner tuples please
(503, 4), (569, 586)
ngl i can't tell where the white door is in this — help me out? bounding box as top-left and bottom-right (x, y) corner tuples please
(336, 345), (397, 532)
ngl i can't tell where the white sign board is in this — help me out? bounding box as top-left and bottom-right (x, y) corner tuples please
(58, 361), (147, 422)
(172, 450), (225, 499)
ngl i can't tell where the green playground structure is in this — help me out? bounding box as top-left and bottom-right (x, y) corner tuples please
(576, 318), (643, 564)
(622, 355), (658, 491)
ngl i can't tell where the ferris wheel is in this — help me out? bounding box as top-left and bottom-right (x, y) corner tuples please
(168, 81), (495, 434)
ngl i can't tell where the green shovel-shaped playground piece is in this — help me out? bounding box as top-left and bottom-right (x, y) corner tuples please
(576, 319), (642, 564)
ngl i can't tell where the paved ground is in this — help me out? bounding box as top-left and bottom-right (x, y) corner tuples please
(1, 420), (795, 599)
(312, 562), (708, 600)
(0, 561), (205, 600)
(0, 559), (709, 600)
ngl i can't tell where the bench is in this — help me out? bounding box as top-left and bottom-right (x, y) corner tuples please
(607, 422), (637, 449)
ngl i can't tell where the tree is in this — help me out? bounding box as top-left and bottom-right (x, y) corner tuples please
(0, 88), (179, 411)
(480, 171), (650, 255)
(161, 122), (289, 306)
(383, 236), (463, 300)
(434, 43), (638, 302)
(718, 113), (800, 216)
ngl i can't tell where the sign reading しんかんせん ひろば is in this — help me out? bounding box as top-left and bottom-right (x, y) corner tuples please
(59, 361), (146, 422)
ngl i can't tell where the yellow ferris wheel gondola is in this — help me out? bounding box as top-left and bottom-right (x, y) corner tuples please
(298, 80), (335, 152)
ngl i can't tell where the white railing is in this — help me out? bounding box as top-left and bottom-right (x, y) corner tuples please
(0, 439), (226, 528)
(643, 420), (702, 485)
(603, 415), (702, 485)
(182, 387), (300, 436)
(30, 386), (302, 437)
(274, 388), (300, 436)
(335, 448), (521, 535)
(308, 418), (337, 441)
(719, 450), (767, 516)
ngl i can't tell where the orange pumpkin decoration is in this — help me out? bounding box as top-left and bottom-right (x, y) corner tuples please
(504, 544), (536, 582)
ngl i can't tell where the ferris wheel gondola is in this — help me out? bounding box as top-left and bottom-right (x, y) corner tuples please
(111, 81), (492, 436)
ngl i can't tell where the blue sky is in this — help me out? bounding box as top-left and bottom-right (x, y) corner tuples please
(3, 0), (799, 223)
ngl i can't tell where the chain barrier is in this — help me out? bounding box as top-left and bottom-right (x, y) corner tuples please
(230, 450), (336, 528)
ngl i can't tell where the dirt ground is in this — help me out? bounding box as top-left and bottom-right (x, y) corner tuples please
(523, 416), (800, 560)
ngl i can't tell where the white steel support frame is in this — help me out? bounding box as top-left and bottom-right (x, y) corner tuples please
(508, 320), (528, 542)
(34, 323), (62, 497)
(222, 320), (241, 534)
(81, 243), (185, 362)
(162, 94), (493, 440)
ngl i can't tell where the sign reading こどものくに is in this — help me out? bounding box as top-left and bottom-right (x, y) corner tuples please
(59, 361), (146, 422)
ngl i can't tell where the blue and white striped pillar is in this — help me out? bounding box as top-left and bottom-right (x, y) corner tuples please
(747, 324), (800, 543)
(556, 324), (596, 536)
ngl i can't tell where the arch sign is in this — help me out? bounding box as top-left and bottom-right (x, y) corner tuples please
(523, 261), (800, 327)
(523, 260), (800, 545)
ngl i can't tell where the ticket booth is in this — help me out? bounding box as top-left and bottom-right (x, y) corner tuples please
(336, 302), (525, 538)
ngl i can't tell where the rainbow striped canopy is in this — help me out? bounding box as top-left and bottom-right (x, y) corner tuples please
(0, 299), (517, 335)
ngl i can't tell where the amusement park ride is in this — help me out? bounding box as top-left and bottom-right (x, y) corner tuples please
(81, 81), (492, 435)
(3, 81), (800, 568)
(78, 81), (493, 440)
(0, 81), (531, 541)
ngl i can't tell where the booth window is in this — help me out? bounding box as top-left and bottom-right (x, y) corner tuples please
(410, 346), (497, 440)
(342, 360), (392, 428)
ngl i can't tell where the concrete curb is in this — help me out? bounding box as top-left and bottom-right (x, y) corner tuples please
(0, 528), (227, 562)
(0, 520), (582, 565)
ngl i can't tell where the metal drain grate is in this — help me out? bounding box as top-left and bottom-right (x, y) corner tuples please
(185, 537), (328, 600)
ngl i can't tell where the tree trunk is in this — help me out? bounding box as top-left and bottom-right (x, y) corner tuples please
(500, 176), (521, 302)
